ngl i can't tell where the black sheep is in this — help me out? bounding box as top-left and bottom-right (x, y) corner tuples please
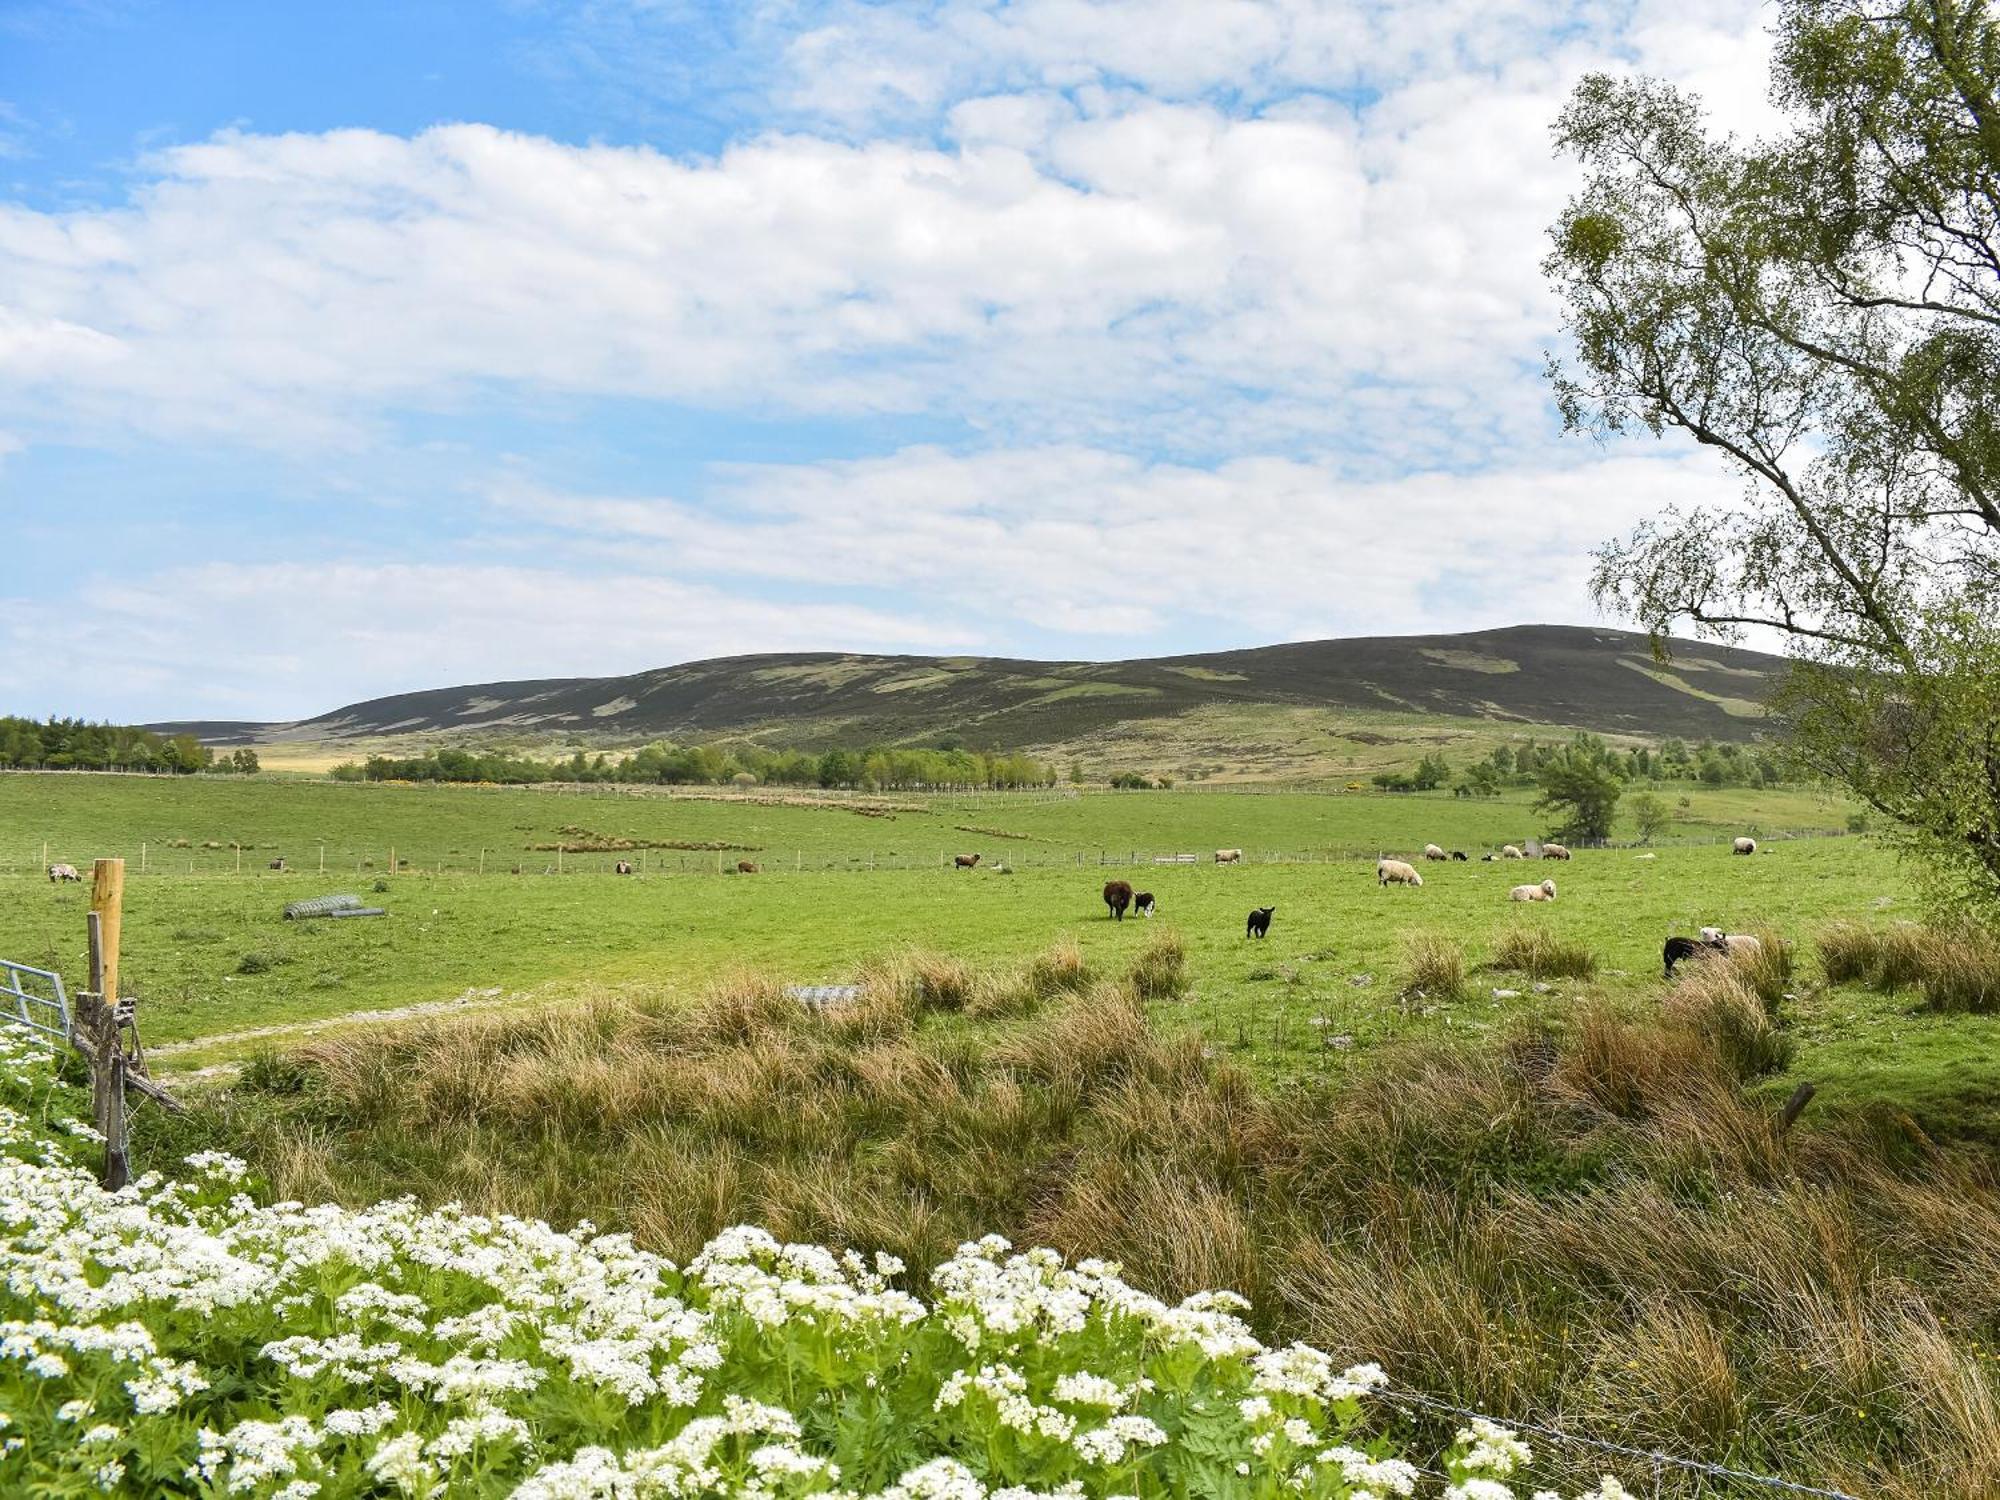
(1133, 892), (1156, 917)
(1450, 850), (1468, 861)
(1246, 906), (1275, 939)
(1662, 935), (1707, 977)
(1103, 880), (1133, 920)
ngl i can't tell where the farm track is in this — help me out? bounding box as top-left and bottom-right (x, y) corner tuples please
(151, 984), (520, 1065)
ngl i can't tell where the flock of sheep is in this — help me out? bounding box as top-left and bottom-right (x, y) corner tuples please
(1079, 833), (1767, 957)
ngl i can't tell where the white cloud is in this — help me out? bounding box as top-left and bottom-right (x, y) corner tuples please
(0, 562), (968, 721)
(498, 442), (1741, 645)
(0, 1), (1777, 465)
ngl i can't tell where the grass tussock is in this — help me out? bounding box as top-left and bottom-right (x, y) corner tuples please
(1490, 926), (1597, 981)
(1661, 963), (1795, 1080)
(159, 945), (2000, 1498)
(1815, 920), (2000, 1012)
(1398, 931), (1466, 1000)
(1126, 928), (1190, 1002)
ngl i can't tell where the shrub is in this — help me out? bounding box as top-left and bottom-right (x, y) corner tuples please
(1399, 931), (1467, 1000)
(234, 950), (280, 975)
(1023, 938), (1092, 1000)
(1492, 927), (1597, 980)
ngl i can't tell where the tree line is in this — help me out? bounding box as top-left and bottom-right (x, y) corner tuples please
(0, 717), (258, 775)
(333, 741), (1059, 791)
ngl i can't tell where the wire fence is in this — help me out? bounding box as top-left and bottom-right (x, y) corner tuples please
(0, 827), (1855, 880)
(1381, 1383), (1861, 1500)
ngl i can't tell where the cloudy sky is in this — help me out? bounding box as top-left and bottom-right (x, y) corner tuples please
(1, 0), (1779, 722)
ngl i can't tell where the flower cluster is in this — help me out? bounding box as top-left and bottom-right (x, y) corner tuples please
(0, 1028), (1628, 1497)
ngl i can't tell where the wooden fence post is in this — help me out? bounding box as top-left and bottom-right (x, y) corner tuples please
(91, 859), (123, 1008)
(85, 863), (129, 1190)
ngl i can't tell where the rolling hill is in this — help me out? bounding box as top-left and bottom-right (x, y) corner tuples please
(155, 625), (1786, 765)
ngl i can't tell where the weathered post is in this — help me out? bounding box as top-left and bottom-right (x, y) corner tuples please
(91, 858), (123, 1007)
(85, 864), (130, 1190)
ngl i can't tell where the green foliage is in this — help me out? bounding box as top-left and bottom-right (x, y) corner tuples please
(1627, 791), (1671, 844)
(346, 741), (1057, 790)
(0, 716), (210, 773)
(1534, 734), (1625, 842)
(1547, 1), (2000, 919)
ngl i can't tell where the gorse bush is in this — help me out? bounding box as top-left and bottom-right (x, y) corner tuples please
(0, 1029), (1620, 1499)
(1490, 927), (1598, 981)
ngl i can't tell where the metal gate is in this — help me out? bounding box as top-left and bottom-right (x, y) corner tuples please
(0, 959), (72, 1047)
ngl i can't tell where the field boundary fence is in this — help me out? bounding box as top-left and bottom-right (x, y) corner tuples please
(2, 827), (1853, 880)
(1382, 1383), (1860, 1499)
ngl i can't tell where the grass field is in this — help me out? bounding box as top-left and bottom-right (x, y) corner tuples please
(3, 772), (1978, 1136)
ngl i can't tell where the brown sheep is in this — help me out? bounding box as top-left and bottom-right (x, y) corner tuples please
(954, 853), (982, 869)
(1103, 880), (1134, 920)
(614, 860), (634, 875)
(737, 860), (760, 874)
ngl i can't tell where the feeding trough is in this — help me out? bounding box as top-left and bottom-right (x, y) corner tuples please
(283, 894), (387, 920)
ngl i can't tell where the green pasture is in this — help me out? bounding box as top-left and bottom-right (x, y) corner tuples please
(4, 772), (1972, 1133)
(0, 772), (1849, 877)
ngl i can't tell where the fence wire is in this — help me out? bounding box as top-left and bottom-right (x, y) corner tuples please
(1382, 1384), (1861, 1500)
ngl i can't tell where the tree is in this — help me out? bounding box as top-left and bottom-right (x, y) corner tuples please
(1410, 752), (1451, 791)
(1547, 0), (2000, 913)
(1629, 790), (1672, 844)
(1536, 736), (1625, 841)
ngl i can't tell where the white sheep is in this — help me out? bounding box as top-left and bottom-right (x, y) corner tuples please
(1214, 848), (1243, 865)
(47, 863), (81, 883)
(1509, 879), (1558, 902)
(1501, 845), (1525, 859)
(1733, 837), (1757, 856)
(1378, 858), (1424, 887)
(1541, 843), (1571, 861)
(1699, 925), (1764, 957)
(1422, 843), (1446, 861)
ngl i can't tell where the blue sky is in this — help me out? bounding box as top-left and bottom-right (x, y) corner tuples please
(0, 0), (1776, 722)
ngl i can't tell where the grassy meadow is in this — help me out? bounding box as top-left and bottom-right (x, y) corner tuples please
(11, 771), (2000, 1492)
(0, 771), (1979, 1134)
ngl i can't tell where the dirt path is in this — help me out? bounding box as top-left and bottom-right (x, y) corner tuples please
(151, 985), (516, 1061)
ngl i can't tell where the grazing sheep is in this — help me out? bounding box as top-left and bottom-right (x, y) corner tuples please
(1214, 848), (1243, 865)
(737, 860), (760, 874)
(1134, 891), (1156, 918)
(1699, 925), (1763, 957)
(1501, 845), (1525, 860)
(1509, 879), (1558, 902)
(268, 858), (286, 871)
(1733, 837), (1758, 856)
(614, 860), (634, 876)
(1541, 843), (1571, 861)
(1378, 858), (1424, 887)
(1662, 936), (1713, 977)
(47, 863), (80, 883)
(1451, 850), (1469, 861)
(1104, 880), (1134, 920)
(1423, 843), (1447, 861)
(1480, 853), (1497, 862)
(953, 852), (982, 869)
(1246, 905), (1275, 939)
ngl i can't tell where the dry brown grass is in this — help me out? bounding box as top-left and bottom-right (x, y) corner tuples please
(193, 945), (2000, 1497)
